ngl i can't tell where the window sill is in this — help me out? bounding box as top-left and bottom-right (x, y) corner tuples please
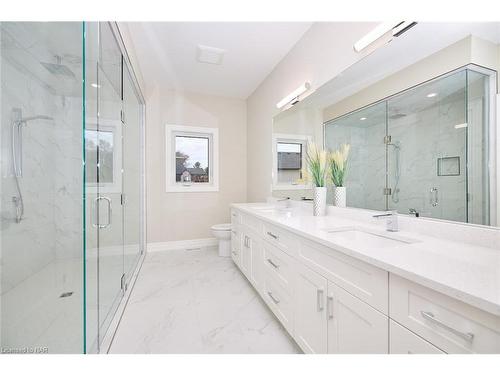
(166, 184), (219, 193)
(272, 184), (312, 191)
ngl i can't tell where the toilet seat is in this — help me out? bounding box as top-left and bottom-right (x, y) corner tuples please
(211, 223), (232, 231)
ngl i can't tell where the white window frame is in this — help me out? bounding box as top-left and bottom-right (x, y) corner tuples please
(165, 124), (219, 193)
(272, 133), (312, 191)
(86, 117), (122, 194)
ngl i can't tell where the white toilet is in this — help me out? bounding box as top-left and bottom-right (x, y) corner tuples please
(211, 223), (232, 257)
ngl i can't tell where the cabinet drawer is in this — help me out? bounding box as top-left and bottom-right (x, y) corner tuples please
(390, 274), (500, 353)
(262, 222), (297, 256)
(299, 239), (388, 314)
(390, 320), (444, 354)
(262, 240), (295, 294)
(262, 273), (294, 333)
(241, 212), (263, 232)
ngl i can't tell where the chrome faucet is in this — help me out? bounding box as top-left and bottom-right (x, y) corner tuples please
(276, 197), (290, 202)
(373, 211), (399, 232)
(408, 208), (420, 217)
(276, 196), (291, 208)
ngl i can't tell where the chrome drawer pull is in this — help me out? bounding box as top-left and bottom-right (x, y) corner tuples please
(421, 311), (474, 342)
(317, 289), (324, 311)
(267, 258), (279, 269)
(267, 291), (280, 304)
(327, 296), (334, 319)
(267, 231), (279, 240)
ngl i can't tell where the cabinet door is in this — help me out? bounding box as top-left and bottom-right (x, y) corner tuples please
(328, 282), (388, 353)
(230, 226), (241, 267)
(390, 320), (444, 354)
(240, 232), (252, 278)
(249, 234), (262, 289)
(294, 263), (328, 354)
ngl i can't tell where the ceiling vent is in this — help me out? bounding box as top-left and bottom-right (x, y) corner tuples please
(196, 45), (225, 65)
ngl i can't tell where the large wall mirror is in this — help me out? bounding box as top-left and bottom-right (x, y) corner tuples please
(272, 22), (500, 227)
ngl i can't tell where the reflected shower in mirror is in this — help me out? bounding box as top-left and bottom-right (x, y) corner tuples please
(272, 22), (499, 227)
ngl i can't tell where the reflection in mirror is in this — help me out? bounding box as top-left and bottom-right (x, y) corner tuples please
(273, 22), (500, 227)
(272, 103), (322, 200)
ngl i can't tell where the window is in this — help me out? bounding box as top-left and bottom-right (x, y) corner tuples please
(85, 119), (122, 193)
(272, 134), (311, 190)
(166, 125), (219, 192)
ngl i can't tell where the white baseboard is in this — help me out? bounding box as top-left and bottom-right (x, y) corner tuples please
(147, 238), (218, 253)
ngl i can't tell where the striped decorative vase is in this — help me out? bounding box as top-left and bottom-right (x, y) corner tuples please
(313, 186), (327, 216)
(333, 186), (346, 207)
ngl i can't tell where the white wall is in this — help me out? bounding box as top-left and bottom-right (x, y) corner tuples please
(246, 22), (378, 202)
(146, 88), (247, 243)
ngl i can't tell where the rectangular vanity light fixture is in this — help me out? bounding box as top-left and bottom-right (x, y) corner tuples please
(276, 82), (311, 109)
(354, 21), (417, 53)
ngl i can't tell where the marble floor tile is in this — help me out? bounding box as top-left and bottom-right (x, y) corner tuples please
(109, 247), (301, 354)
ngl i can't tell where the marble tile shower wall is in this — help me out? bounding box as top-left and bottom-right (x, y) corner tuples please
(327, 121), (386, 210)
(0, 54), (83, 295)
(388, 96), (467, 222)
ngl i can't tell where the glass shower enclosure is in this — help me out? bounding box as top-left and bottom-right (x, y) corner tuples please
(0, 22), (145, 353)
(325, 66), (495, 226)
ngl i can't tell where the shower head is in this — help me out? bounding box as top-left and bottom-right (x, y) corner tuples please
(40, 55), (75, 79)
(19, 115), (54, 123)
(41, 62), (75, 78)
(12, 109), (53, 125)
(388, 113), (407, 120)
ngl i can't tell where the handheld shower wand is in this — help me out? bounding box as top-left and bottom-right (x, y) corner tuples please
(11, 108), (54, 223)
(387, 141), (401, 204)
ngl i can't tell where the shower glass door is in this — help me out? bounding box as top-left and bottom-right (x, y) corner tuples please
(324, 101), (387, 210)
(0, 22), (85, 353)
(325, 66), (491, 225)
(387, 71), (468, 221)
(85, 22), (128, 352)
(85, 22), (145, 353)
(122, 63), (143, 285)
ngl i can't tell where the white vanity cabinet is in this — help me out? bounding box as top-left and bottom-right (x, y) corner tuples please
(294, 262), (328, 353)
(229, 206), (500, 354)
(327, 282), (389, 353)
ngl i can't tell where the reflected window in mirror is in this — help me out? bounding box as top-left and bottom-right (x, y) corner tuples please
(272, 134), (312, 191)
(85, 119), (122, 193)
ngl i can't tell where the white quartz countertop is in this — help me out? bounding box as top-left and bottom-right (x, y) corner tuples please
(231, 203), (500, 317)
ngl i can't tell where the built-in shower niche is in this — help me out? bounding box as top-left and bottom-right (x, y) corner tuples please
(325, 66), (493, 226)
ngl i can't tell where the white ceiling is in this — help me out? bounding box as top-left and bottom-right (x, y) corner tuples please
(125, 22), (312, 98)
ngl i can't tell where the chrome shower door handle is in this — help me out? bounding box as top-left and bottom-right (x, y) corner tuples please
(92, 196), (112, 228)
(430, 187), (438, 207)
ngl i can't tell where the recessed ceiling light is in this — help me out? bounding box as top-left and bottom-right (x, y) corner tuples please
(91, 83), (100, 88)
(426, 92), (438, 98)
(197, 45), (225, 65)
(360, 117), (367, 121)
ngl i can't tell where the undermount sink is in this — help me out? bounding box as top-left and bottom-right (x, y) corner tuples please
(252, 206), (293, 217)
(322, 226), (418, 249)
